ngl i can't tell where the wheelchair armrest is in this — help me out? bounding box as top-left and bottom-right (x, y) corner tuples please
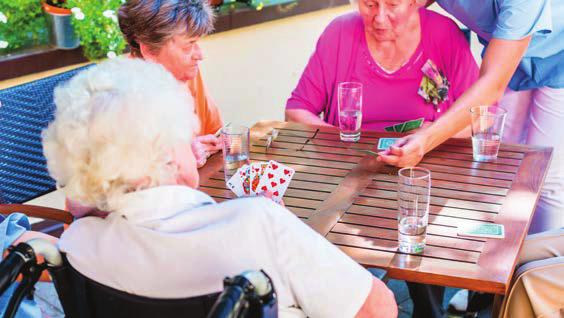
(0, 204), (73, 225)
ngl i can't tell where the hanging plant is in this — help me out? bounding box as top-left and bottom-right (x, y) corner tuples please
(64, 0), (127, 60)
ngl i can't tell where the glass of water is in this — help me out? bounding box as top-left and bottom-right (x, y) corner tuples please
(338, 82), (363, 142)
(397, 167), (431, 254)
(470, 106), (507, 162)
(222, 125), (251, 183)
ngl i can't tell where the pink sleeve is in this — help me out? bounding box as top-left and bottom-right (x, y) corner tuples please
(443, 21), (479, 101)
(286, 26), (334, 115)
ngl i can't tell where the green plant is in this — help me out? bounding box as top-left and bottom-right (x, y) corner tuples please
(46, 0), (66, 8)
(64, 0), (126, 60)
(0, 0), (48, 55)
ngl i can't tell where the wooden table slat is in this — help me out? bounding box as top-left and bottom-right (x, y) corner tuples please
(327, 232), (480, 263)
(371, 174), (509, 196)
(368, 180), (506, 204)
(332, 223), (485, 252)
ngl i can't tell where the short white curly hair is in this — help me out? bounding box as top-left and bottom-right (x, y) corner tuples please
(42, 58), (199, 211)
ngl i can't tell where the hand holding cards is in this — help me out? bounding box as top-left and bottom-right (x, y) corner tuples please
(227, 160), (295, 203)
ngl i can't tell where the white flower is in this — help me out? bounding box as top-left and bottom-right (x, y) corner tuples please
(102, 10), (115, 18)
(0, 12), (7, 24)
(103, 9), (118, 22)
(107, 51), (117, 59)
(0, 40), (8, 49)
(71, 7), (85, 20)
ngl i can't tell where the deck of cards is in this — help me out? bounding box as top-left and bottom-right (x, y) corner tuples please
(226, 160), (295, 203)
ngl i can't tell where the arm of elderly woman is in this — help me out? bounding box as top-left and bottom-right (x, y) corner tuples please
(379, 36), (532, 167)
(285, 109), (333, 127)
(192, 134), (222, 168)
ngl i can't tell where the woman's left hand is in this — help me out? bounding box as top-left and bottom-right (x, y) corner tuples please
(377, 133), (428, 167)
(192, 134), (223, 168)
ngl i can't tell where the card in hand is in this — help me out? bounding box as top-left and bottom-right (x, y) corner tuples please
(377, 138), (399, 150)
(384, 118), (425, 133)
(226, 164), (249, 197)
(250, 162), (268, 195)
(257, 160), (295, 203)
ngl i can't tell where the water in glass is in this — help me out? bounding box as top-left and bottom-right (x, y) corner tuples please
(222, 125), (250, 182)
(472, 132), (501, 161)
(397, 167), (431, 254)
(339, 110), (362, 142)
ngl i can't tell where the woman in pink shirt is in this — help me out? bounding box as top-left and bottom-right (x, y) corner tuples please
(286, 0), (478, 132)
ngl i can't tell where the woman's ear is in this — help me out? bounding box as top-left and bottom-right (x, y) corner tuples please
(139, 42), (156, 61)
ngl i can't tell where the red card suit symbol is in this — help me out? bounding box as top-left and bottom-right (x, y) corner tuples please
(284, 169), (291, 175)
(271, 163), (278, 170)
(271, 182), (277, 187)
(273, 191), (279, 196)
(268, 173), (274, 179)
(280, 178), (285, 184)
(261, 186), (268, 191)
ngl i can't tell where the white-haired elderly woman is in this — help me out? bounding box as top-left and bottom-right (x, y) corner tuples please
(43, 58), (398, 318)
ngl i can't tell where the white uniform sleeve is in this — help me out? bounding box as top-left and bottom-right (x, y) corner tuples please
(261, 200), (373, 318)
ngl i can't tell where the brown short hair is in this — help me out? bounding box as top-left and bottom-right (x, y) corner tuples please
(118, 0), (215, 57)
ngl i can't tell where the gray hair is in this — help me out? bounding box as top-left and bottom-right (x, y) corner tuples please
(42, 58), (199, 211)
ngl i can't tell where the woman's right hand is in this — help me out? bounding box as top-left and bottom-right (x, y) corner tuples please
(192, 134), (222, 168)
(259, 191), (285, 207)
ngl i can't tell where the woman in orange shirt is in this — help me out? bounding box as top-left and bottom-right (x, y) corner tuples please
(118, 0), (223, 167)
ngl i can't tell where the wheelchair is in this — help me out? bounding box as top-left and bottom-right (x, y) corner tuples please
(0, 239), (277, 318)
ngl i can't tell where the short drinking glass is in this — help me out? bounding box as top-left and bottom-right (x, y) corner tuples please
(222, 125), (251, 183)
(398, 167), (431, 254)
(470, 106), (507, 162)
(338, 82), (363, 142)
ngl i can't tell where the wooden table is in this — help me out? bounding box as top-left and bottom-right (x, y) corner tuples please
(199, 121), (552, 296)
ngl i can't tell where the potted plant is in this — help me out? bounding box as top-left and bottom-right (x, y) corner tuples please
(0, 0), (49, 55)
(42, 0), (80, 49)
(64, 0), (126, 60)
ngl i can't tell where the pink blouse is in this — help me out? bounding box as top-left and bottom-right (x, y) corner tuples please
(286, 9), (479, 131)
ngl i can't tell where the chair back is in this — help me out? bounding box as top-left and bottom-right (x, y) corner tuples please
(51, 254), (220, 318)
(0, 65), (92, 204)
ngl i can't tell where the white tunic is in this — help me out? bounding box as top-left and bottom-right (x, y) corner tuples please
(58, 185), (372, 317)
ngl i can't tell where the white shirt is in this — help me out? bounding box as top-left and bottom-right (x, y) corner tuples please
(58, 186), (372, 318)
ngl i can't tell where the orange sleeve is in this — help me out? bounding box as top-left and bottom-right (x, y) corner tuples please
(187, 69), (223, 136)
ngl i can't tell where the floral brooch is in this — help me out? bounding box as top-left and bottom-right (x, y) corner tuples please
(418, 59), (450, 111)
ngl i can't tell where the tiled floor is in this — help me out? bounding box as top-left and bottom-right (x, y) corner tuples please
(34, 277), (492, 318)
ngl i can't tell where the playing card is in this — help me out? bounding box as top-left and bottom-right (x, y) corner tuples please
(457, 223), (505, 239)
(384, 118), (424, 133)
(226, 164), (249, 197)
(402, 118), (425, 132)
(377, 138), (399, 150)
(257, 160), (295, 203)
(250, 162), (268, 195)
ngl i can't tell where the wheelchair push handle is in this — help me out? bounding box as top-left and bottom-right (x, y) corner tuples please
(208, 270), (277, 318)
(0, 243), (34, 296)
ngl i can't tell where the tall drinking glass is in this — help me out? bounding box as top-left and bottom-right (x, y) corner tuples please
(222, 125), (250, 183)
(470, 106), (507, 162)
(397, 167), (431, 254)
(338, 82), (363, 142)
